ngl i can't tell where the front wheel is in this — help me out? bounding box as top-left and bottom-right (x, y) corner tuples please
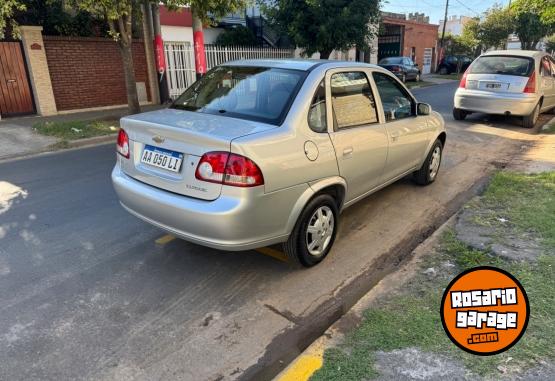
(283, 194), (339, 267)
(413, 139), (443, 185)
(401, 73), (406, 83)
(415, 73), (421, 82)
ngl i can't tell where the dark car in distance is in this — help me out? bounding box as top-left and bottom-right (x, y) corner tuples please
(378, 57), (421, 82)
(437, 55), (473, 75)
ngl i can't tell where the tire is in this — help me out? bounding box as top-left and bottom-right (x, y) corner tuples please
(415, 73), (421, 82)
(283, 194), (339, 267)
(413, 139), (443, 186)
(401, 73), (406, 83)
(439, 67), (449, 75)
(522, 103), (540, 128)
(453, 107), (467, 121)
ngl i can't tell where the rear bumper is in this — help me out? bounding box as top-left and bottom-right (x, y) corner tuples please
(454, 89), (539, 116)
(112, 164), (308, 251)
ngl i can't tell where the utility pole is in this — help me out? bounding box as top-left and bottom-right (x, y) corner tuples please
(192, 8), (207, 81)
(438, 0), (449, 70)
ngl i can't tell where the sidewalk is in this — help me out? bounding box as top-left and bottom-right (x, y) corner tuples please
(0, 104), (163, 161)
(276, 118), (555, 381)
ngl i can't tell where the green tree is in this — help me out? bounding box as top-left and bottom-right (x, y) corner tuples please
(479, 5), (514, 49)
(215, 25), (257, 46)
(263, 0), (380, 59)
(511, 0), (554, 49)
(67, 0), (248, 114)
(0, 0), (26, 39)
(461, 18), (483, 56)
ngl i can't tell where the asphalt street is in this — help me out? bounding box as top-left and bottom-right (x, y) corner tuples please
(0, 82), (543, 380)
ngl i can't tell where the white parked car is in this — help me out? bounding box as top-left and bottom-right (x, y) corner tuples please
(453, 50), (555, 128)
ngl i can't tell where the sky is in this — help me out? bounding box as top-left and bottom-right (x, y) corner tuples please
(381, 0), (512, 24)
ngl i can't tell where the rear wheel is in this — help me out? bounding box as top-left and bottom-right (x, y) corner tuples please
(522, 103), (540, 129)
(453, 107), (467, 121)
(413, 139), (443, 186)
(283, 194), (338, 267)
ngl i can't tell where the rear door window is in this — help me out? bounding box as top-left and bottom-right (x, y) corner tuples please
(469, 56), (534, 77)
(330, 72), (378, 129)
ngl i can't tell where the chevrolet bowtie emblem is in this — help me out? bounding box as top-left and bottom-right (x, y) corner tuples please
(152, 136), (165, 144)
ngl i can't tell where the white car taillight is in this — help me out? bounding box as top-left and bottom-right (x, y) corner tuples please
(459, 71), (468, 88)
(117, 129), (130, 159)
(523, 71), (536, 93)
(195, 151), (264, 187)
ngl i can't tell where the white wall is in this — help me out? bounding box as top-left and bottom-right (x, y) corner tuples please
(161, 25), (193, 43)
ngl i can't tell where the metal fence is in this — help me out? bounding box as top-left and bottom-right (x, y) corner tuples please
(164, 42), (295, 99)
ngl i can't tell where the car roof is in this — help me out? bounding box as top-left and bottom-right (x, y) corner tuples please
(224, 59), (381, 72)
(481, 50), (546, 59)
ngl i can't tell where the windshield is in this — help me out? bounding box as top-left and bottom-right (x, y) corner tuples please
(469, 56), (534, 77)
(171, 66), (306, 125)
(379, 57), (403, 64)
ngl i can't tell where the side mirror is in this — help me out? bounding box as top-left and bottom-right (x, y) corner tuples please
(417, 103), (431, 116)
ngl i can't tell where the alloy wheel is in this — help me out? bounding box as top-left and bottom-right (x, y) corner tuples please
(429, 146), (442, 180)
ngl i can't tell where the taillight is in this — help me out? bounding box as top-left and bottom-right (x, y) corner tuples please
(195, 151), (264, 187)
(523, 71), (536, 93)
(117, 129), (129, 158)
(459, 71), (468, 88)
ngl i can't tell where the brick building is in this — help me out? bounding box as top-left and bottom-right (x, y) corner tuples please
(378, 13), (439, 74)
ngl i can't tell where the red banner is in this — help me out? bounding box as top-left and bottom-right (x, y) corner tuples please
(193, 30), (207, 75)
(154, 35), (166, 73)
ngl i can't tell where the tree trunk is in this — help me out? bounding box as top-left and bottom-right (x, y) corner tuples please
(119, 40), (141, 114)
(319, 50), (332, 59)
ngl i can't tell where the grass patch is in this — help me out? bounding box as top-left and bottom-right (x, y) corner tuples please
(542, 123), (555, 134)
(311, 172), (555, 381)
(433, 73), (463, 80)
(34, 119), (119, 140)
(405, 81), (435, 89)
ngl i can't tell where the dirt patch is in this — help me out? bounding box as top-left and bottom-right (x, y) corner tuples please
(455, 205), (543, 262)
(374, 348), (473, 381)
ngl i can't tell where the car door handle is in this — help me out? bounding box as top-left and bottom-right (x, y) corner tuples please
(343, 147), (353, 156)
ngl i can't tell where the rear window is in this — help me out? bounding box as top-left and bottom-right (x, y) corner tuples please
(469, 56), (534, 77)
(171, 66), (306, 125)
(379, 57), (403, 64)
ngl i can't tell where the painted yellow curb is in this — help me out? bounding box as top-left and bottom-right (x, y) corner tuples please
(275, 340), (325, 381)
(255, 246), (288, 263)
(155, 234), (176, 245)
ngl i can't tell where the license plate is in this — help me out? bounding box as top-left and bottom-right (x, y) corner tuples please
(485, 83), (502, 89)
(141, 145), (183, 173)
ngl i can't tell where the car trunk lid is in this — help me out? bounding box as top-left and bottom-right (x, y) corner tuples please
(465, 73), (530, 93)
(119, 108), (275, 201)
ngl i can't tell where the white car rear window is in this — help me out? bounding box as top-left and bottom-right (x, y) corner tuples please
(469, 56), (534, 77)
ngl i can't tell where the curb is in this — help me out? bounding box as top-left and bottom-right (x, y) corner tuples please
(0, 134), (117, 163)
(273, 214), (458, 381)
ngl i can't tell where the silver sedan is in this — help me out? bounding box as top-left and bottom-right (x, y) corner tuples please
(112, 59), (446, 267)
(454, 50), (555, 128)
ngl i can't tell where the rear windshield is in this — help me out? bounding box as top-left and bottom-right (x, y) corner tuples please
(171, 66), (306, 125)
(379, 57), (403, 64)
(469, 56), (534, 77)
